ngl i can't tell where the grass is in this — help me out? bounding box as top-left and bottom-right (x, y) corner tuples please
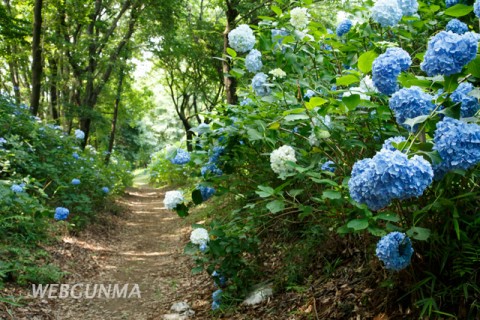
(132, 168), (151, 187)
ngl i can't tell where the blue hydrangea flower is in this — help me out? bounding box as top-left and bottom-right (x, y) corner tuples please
(348, 149), (433, 211)
(420, 31), (478, 76)
(71, 178), (81, 185)
(0, 137), (6, 145)
(304, 90), (315, 100)
(382, 136), (407, 151)
(251, 72), (270, 96)
(198, 185), (216, 201)
(212, 300), (221, 310)
(245, 49), (262, 73)
(397, 0), (419, 16)
(74, 129), (85, 140)
(54, 207), (70, 220)
(450, 82), (480, 118)
(475, 0), (480, 18)
(336, 19), (352, 37)
(433, 117), (480, 178)
(321, 160), (336, 172)
(212, 289), (222, 302)
(446, 19), (468, 34)
(371, 0), (403, 27)
(11, 184), (24, 193)
(199, 243), (208, 252)
(389, 86), (435, 131)
(372, 48), (411, 95)
(240, 98), (253, 106)
(228, 24), (255, 53)
(201, 163), (223, 176)
(212, 271), (227, 287)
(170, 148), (191, 165)
(102, 187), (110, 193)
(446, 0), (460, 8)
(376, 232), (414, 271)
(73, 152), (79, 160)
(271, 28), (289, 51)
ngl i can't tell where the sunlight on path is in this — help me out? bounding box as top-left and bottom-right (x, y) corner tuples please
(132, 169), (151, 187)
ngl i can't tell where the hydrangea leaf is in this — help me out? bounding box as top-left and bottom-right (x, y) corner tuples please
(406, 226), (431, 240)
(403, 115), (430, 130)
(305, 97), (327, 109)
(284, 114), (310, 122)
(342, 94), (361, 110)
(374, 212), (400, 222)
(271, 5), (282, 16)
(191, 266), (204, 275)
(336, 74), (360, 86)
(322, 190), (342, 200)
(192, 189), (203, 205)
(176, 203), (189, 218)
(256, 185), (275, 198)
(444, 4), (473, 17)
(184, 243), (199, 255)
(226, 47), (237, 58)
(466, 55), (480, 78)
(266, 200), (285, 213)
(358, 51), (378, 73)
(347, 218), (369, 231)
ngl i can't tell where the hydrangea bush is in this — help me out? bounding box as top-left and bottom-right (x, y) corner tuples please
(162, 0), (480, 317)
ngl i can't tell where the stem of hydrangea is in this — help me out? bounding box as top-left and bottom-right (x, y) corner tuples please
(404, 103), (444, 154)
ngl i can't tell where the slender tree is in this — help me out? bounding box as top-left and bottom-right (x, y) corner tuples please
(30, 0), (43, 115)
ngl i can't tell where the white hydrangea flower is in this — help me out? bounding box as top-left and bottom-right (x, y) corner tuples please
(163, 190), (184, 210)
(228, 24), (256, 53)
(190, 228), (209, 245)
(269, 68), (287, 79)
(290, 7), (309, 30)
(74, 129), (85, 140)
(359, 75), (378, 93)
(270, 145), (297, 179)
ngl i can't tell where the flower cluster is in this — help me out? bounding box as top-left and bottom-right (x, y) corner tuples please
(450, 82), (480, 118)
(198, 185), (215, 201)
(376, 232), (414, 271)
(389, 86), (435, 131)
(349, 149), (433, 211)
(102, 187), (109, 194)
(475, 0), (480, 18)
(446, 19), (468, 34)
(211, 289), (222, 310)
(371, 0), (403, 27)
(336, 19), (352, 37)
(74, 129), (85, 140)
(397, 0), (419, 16)
(245, 49), (262, 73)
(304, 89), (315, 100)
(446, 0), (459, 7)
(269, 68), (286, 79)
(420, 31), (478, 76)
(212, 270), (227, 287)
(433, 117), (480, 177)
(271, 28), (289, 51)
(270, 145), (297, 179)
(372, 47), (411, 95)
(73, 152), (80, 160)
(190, 227), (209, 246)
(163, 190), (184, 210)
(201, 146), (225, 176)
(251, 72), (270, 96)
(381, 136), (406, 151)
(290, 7), (309, 30)
(321, 160), (336, 172)
(54, 207), (70, 221)
(170, 148), (191, 165)
(228, 24), (255, 53)
(71, 178), (81, 185)
(11, 184), (24, 193)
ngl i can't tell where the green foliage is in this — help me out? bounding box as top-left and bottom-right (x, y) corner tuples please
(0, 94), (132, 287)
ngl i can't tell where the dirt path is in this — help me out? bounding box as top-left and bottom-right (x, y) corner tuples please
(52, 186), (210, 319)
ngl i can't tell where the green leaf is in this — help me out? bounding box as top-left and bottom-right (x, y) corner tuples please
(347, 218), (369, 231)
(403, 115), (430, 129)
(466, 55), (480, 78)
(191, 266), (204, 275)
(256, 185), (275, 197)
(226, 48), (237, 57)
(305, 97), (328, 109)
(192, 189), (203, 205)
(322, 190), (341, 200)
(310, 178), (338, 186)
(176, 203), (189, 218)
(284, 114), (310, 122)
(358, 51), (378, 73)
(184, 242), (199, 255)
(342, 94), (360, 109)
(444, 4), (473, 17)
(247, 128), (263, 141)
(407, 226), (431, 241)
(336, 74), (360, 86)
(374, 212), (400, 222)
(271, 5), (282, 16)
(230, 68), (244, 78)
(266, 200), (285, 213)
(289, 189), (304, 197)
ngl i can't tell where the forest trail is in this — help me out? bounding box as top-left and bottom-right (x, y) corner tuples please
(52, 183), (209, 319)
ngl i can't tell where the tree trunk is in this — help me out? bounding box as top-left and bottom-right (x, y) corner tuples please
(49, 57), (59, 122)
(223, 0), (239, 105)
(30, 0), (43, 116)
(105, 66), (125, 165)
